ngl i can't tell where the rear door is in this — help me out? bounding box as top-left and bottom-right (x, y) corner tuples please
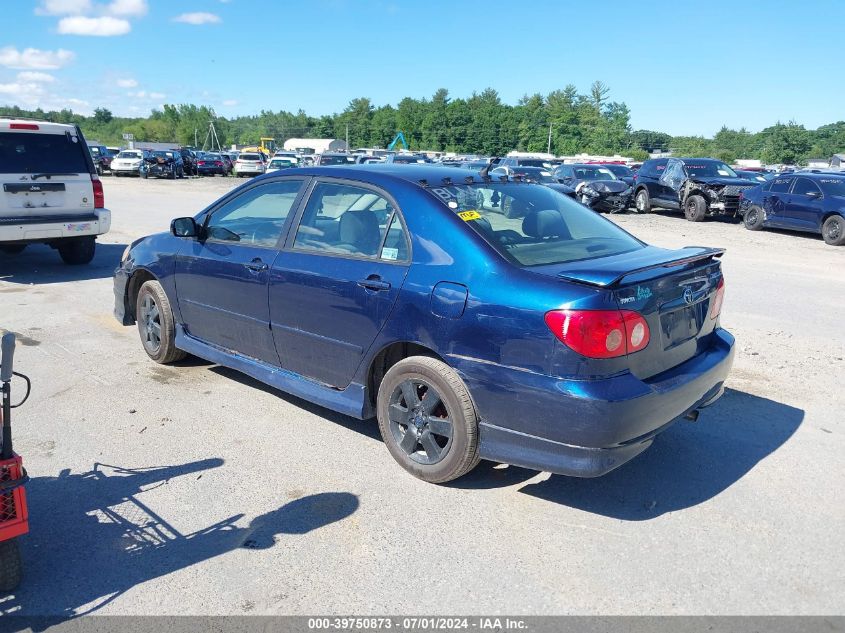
(175, 178), (307, 365)
(269, 179), (411, 388)
(785, 177), (824, 231)
(0, 122), (95, 227)
(762, 176), (792, 226)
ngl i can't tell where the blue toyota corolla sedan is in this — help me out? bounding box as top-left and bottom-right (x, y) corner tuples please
(114, 165), (734, 483)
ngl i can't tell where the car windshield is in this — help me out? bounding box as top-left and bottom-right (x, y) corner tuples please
(572, 166), (617, 181)
(512, 168), (556, 183)
(239, 153), (261, 161)
(153, 151), (175, 158)
(205, 153), (221, 160)
(0, 131), (89, 174)
(819, 177), (845, 197)
(89, 146), (102, 156)
(430, 182), (643, 267)
(683, 161), (737, 178)
(269, 159), (293, 168)
(117, 151), (141, 159)
(320, 154), (351, 165)
(393, 155), (430, 164)
(603, 164), (633, 177)
(517, 159), (554, 168)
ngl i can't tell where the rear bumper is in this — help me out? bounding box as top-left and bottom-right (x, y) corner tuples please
(451, 328), (735, 477)
(0, 209), (111, 243)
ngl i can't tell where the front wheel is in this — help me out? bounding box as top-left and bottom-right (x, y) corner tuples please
(377, 356), (480, 483)
(135, 280), (186, 364)
(684, 195), (708, 222)
(743, 205), (765, 231)
(634, 188), (651, 213)
(0, 540), (22, 592)
(822, 214), (845, 246)
(58, 236), (95, 265)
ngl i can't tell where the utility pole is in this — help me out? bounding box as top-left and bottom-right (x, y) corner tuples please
(547, 123), (553, 155)
(194, 128), (198, 147)
(345, 123), (349, 150)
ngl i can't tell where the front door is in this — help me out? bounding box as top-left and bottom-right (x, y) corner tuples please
(269, 179), (411, 387)
(657, 159), (684, 207)
(175, 178), (306, 365)
(762, 176), (793, 227)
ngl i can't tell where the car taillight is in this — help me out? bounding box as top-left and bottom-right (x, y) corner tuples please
(9, 123), (39, 130)
(544, 309), (650, 359)
(91, 174), (104, 209)
(215, 161), (222, 166)
(198, 161), (206, 165)
(710, 277), (725, 319)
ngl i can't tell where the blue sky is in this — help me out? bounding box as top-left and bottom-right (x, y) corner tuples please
(2, 0), (843, 137)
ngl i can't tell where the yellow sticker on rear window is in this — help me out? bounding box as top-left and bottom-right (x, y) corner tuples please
(458, 210), (481, 221)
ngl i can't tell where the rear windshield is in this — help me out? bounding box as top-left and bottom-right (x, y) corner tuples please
(572, 166), (616, 180)
(117, 151), (142, 159)
(517, 159), (554, 168)
(320, 154), (353, 165)
(0, 131), (89, 175)
(430, 183), (643, 266)
(603, 164), (634, 177)
(239, 153), (261, 161)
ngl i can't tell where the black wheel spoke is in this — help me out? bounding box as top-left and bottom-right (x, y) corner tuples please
(388, 403), (409, 425)
(426, 416), (452, 439)
(420, 388), (441, 415)
(419, 430), (442, 462)
(398, 429), (418, 454)
(400, 381), (420, 408)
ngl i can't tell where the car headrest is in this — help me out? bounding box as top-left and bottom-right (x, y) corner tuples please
(522, 209), (571, 239)
(339, 210), (381, 256)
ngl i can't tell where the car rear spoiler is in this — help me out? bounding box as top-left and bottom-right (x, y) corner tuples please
(557, 247), (725, 288)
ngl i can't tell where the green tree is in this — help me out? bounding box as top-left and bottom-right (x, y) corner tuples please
(760, 121), (811, 164)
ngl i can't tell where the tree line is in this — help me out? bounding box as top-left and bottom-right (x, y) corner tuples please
(2, 81), (843, 164)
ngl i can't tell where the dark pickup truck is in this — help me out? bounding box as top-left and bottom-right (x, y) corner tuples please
(88, 144), (113, 175)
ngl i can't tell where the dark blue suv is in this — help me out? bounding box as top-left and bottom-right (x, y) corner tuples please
(114, 165), (734, 483)
(739, 172), (845, 245)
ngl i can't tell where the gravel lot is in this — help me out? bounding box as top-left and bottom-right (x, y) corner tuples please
(1, 175), (843, 617)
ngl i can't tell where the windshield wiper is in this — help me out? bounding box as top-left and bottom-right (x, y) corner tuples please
(31, 172), (81, 180)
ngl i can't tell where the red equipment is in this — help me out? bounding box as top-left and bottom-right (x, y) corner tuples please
(0, 332), (29, 591)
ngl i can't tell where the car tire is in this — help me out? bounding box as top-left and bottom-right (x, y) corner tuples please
(634, 188), (651, 213)
(822, 214), (845, 246)
(57, 236), (95, 265)
(684, 195), (708, 222)
(0, 540), (22, 592)
(743, 205), (765, 231)
(377, 355), (480, 483)
(141, 171), (148, 179)
(135, 280), (187, 364)
(0, 245), (26, 255)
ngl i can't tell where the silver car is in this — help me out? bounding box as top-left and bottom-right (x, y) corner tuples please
(233, 152), (266, 177)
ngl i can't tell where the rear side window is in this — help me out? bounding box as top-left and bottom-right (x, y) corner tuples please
(0, 131), (89, 174)
(769, 177), (792, 193)
(791, 178), (821, 197)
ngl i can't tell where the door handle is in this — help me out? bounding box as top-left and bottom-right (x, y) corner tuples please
(357, 276), (391, 291)
(244, 258), (268, 272)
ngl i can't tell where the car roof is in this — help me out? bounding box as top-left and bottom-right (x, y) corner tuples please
(257, 164), (490, 189)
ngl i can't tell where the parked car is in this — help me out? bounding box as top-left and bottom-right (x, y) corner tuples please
(0, 118), (110, 264)
(196, 153), (228, 176)
(733, 169), (768, 184)
(272, 151), (299, 165)
(88, 144), (113, 176)
(633, 157), (757, 221)
(488, 165), (576, 204)
(738, 172), (845, 245)
(598, 163), (636, 186)
(219, 153), (235, 174)
(266, 157), (296, 173)
(114, 165), (734, 483)
(384, 153), (431, 164)
(499, 156), (559, 169)
(111, 149), (148, 176)
(319, 152), (357, 166)
(141, 150), (184, 179)
(180, 148), (197, 176)
(553, 164), (633, 213)
(233, 152), (265, 177)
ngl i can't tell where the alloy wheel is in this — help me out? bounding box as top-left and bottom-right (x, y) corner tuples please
(140, 293), (162, 353)
(388, 379), (453, 465)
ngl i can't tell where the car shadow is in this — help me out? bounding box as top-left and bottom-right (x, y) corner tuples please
(0, 243), (127, 284)
(1, 458), (359, 622)
(518, 388), (802, 519)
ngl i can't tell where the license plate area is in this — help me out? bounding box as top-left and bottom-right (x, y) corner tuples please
(660, 302), (706, 349)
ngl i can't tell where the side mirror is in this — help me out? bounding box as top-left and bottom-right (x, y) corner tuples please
(171, 217), (199, 238)
(806, 190), (821, 199)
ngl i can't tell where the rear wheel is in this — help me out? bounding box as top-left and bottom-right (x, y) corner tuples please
(377, 356), (480, 483)
(684, 195), (708, 222)
(822, 214), (845, 246)
(135, 280), (186, 364)
(58, 236), (95, 265)
(743, 205), (765, 231)
(634, 188), (651, 213)
(0, 539), (22, 592)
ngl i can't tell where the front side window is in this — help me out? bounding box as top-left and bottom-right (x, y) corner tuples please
(293, 182), (408, 260)
(791, 178), (822, 197)
(428, 182), (643, 267)
(206, 179), (304, 247)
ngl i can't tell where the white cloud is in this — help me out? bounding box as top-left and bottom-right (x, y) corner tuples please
(106, 0), (147, 16)
(35, 0), (93, 15)
(16, 71), (56, 83)
(222, 99), (238, 106)
(149, 91), (165, 99)
(128, 90), (146, 98)
(172, 12), (222, 25)
(116, 77), (137, 88)
(0, 46), (75, 70)
(58, 15), (131, 35)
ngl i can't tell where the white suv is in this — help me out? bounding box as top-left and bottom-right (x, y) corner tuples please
(0, 118), (110, 265)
